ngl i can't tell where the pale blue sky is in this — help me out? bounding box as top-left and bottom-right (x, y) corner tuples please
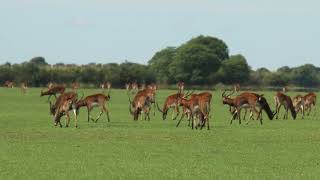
(0, 0), (319, 70)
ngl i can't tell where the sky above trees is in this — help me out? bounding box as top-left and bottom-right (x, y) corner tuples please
(0, 0), (319, 70)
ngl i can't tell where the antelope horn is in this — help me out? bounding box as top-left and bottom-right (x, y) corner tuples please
(227, 90), (235, 97)
(222, 90), (227, 97)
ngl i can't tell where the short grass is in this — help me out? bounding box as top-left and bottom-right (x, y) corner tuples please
(0, 88), (320, 180)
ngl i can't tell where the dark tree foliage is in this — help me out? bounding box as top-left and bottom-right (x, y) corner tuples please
(0, 36), (319, 88)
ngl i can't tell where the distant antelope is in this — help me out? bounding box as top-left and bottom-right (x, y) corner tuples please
(234, 84), (240, 93)
(274, 92), (297, 120)
(4, 81), (14, 88)
(177, 82), (184, 93)
(282, 86), (288, 93)
(101, 82), (111, 92)
(132, 82), (139, 91)
(125, 83), (132, 91)
(71, 82), (80, 91)
(76, 90), (111, 123)
(21, 82), (28, 94)
(40, 85), (66, 101)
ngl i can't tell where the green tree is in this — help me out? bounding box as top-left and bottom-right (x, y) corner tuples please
(218, 55), (250, 84)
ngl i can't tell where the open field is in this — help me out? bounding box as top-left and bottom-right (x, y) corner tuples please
(0, 88), (320, 179)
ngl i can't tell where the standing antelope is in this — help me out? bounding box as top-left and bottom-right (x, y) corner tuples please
(177, 82), (184, 93)
(76, 90), (111, 123)
(234, 84), (240, 93)
(125, 83), (132, 91)
(21, 82), (28, 94)
(49, 92), (79, 128)
(176, 92), (212, 129)
(282, 86), (288, 93)
(303, 92), (317, 116)
(71, 82), (80, 91)
(101, 82), (111, 92)
(274, 92), (297, 120)
(128, 91), (152, 121)
(40, 85), (66, 101)
(4, 81), (14, 88)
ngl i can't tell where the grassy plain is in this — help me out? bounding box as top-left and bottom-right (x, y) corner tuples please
(0, 88), (319, 180)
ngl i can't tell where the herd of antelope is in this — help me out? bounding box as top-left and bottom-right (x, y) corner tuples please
(2, 81), (318, 129)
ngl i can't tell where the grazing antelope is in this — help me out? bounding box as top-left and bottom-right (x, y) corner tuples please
(49, 92), (79, 128)
(176, 92), (212, 129)
(156, 90), (193, 120)
(128, 91), (152, 121)
(136, 88), (157, 116)
(40, 85), (66, 101)
(222, 91), (274, 124)
(303, 92), (317, 116)
(274, 92), (297, 120)
(132, 82), (139, 91)
(76, 90), (111, 123)
(71, 82), (80, 91)
(21, 82), (28, 94)
(293, 95), (305, 119)
(234, 84), (240, 93)
(4, 81), (14, 88)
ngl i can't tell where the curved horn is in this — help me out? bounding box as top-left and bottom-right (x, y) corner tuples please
(222, 90), (227, 97)
(227, 90), (235, 97)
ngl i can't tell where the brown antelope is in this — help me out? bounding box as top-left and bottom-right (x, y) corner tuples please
(4, 81), (14, 88)
(75, 90), (111, 123)
(303, 92), (317, 116)
(40, 85), (66, 101)
(136, 88), (157, 116)
(176, 92), (212, 129)
(282, 86), (288, 93)
(156, 90), (193, 121)
(132, 82), (139, 91)
(177, 82), (185, 93)
(49, 92), (79, 128)
(234, 84), (240, 93)
(101, 82), (111, 92)
(274, 92), (297, 120)
(293, 94), (305, 119)
(240, 92), (274, 122)
(21, 82), (28, 94)
(222, 91), (274, 124)
(71, 82), (80, 91)
(128, 91), (152, 121)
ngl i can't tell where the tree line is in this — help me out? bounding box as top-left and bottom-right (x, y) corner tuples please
(0, 35), (319, 88)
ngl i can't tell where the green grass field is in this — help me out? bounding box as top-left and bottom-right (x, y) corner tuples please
(0, 88), (319, 180)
